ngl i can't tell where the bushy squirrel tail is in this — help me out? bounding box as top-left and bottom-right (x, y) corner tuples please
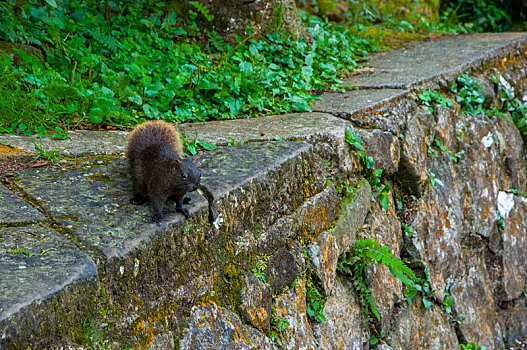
(126, 120), (183, 161)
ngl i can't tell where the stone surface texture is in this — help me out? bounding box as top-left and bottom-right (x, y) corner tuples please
(240, 273), (273, 333)
(1, 33), (527, 349)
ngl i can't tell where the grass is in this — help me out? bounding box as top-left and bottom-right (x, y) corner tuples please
(0, 0), (380, 137)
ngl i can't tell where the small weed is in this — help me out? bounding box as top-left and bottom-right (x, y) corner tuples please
(227, 137), (244, 146)
(428, 171), (444, 188)
(496, 211), (505, 232)
(493, 74), (527, 135)
(443, 290), (454, 314)
(181, 131), (217, 156)
(461, 342), (488, 350)
(509, 188), (527, 197)
(251, 255), (269, 283)
(302, 245), (327, 323)
(431, 139), (464, 163)
(401, 223), (415, 237)
(337, 239), (417, 321)
(418, 89), (453, 113)
(369, 330), (385, 346)
(7, 247), (34, 257)
(306, 278), (326, 322)
(270, 307), (289, 344)
(345, 127), (390, 211)
(450, 73), (485, 116)
(32, 141), (67, 163)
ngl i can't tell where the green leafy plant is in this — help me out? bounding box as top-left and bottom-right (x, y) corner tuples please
(252, 257), (268, 283)
(182, 131), (217, 156)
(32, 141), (67, 163)
(461, 341), (488, 350)
(418, 89), (453, 113)
(450, 73), (485, 116)
(302, 245), (327, 323)
(345, 127), (390, 211)
(401, 223), (416, 237)
(430, 139), (464, 163)
(369, 330), (385, 346)
(444, 0), (511, 33)
(306, 278), (326, 322)
(0, 1), (380, 135)
(270, 307), (289, 345)
(428, 171), (445, 188)
(337, 239), (417, 321)
(493, 75), (527, 135)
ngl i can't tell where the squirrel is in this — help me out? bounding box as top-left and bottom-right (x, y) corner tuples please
(126, 120), (201, 222)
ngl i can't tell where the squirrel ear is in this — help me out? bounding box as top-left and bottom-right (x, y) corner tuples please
(172, 159), (181, 170)
(191, 156), (198, 164)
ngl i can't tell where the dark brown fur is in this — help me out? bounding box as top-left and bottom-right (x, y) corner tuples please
(126, 121), (201, 222)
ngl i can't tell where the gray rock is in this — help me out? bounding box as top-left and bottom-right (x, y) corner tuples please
(499, 298), (527, 349)
(256, 185), (340, 255)
(0, 184), (45, 224)
(495, 195), (527, 300)
(0, 129), (128, 157)
(399, 106), (435, 195)
(197, 141), (326, 240)
(240, 273), (273, 333)
(273, 277), (317, 350)
(266, 248), (299, 295)
(345, 33), (527, 89)
(150, 331), (175, 350)
(355, 128), (400, 175)
(308, 231), (338, 296)
(313, 89), (409, 135)
(180, 302), (274, 350)
(314, 276), (367, 350)
(182, 112), (359, 178)
(451, 251), (504, 349)
(0, 226), (97, 349)
(387, 299), (459, 350)
(332, 179), (371, 254)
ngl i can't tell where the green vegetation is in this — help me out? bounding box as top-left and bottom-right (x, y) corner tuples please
(450, 73), (486, 116)
(421, 73), (527, 137)
(345, 127), (390, 211)
(337, 239), (417, 322)
(461, 341), (488, 350)
(7, 247), (34, 256)
(181, 131), (217, 156)
(418, 89), (453, 113)
(494, 75), (527, 135)
(0, 0), (379, 137)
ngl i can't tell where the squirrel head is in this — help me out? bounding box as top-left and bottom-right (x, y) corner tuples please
(171, 157), (201, 192)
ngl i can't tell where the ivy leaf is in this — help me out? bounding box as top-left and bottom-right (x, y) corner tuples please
(142, 104), (160, 119)
(422, 297), (432, 309)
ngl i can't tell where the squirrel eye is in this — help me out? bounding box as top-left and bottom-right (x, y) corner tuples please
(181, 172), (188, 179)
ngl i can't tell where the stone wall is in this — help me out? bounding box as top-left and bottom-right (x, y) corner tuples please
(1, 33), (527, 349)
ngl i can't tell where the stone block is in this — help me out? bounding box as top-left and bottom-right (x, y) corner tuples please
(240, 273), (273, 333)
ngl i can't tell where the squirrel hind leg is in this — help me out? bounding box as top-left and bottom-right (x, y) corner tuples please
(130, 194), (148, 205)
(168, 194), (192, 205)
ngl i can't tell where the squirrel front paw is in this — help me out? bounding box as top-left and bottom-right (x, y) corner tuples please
(177, 207), (191, 219)
(130, 196), (146, 205)
(151, 213), (162, 223)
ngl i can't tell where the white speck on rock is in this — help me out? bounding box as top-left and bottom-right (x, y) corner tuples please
(134, 258), (140, 277)
(497, 191), (515, 218)
(499, 74), (513, 93)
(18, 265), (26, 269)
(213, 213), (224, 229)
(482, 132), (493, 148)
(120, 265), (125, 276)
